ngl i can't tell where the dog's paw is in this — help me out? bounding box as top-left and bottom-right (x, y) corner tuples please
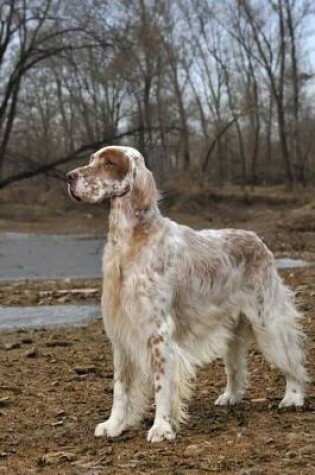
(94, 418), (127, 438)
(147, 420), (176, 443)
(215, 391), (242, 406)
(279, 392), (304, 409)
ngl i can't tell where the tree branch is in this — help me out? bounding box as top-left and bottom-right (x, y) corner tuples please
(0, 126), (180, 189)
(202, 109), (254, 174)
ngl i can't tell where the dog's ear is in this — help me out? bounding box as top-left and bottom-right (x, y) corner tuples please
(132, 160), (159, 209)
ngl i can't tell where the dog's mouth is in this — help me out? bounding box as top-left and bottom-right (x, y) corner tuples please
(68, 184), (130, 204)
(116, 186), (130, 198)
(68, 185), (82, 202)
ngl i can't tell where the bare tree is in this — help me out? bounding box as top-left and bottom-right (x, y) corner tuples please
(0, 0), (108, 177)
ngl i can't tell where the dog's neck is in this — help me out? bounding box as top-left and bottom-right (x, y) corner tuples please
(108, 193), (161, 247)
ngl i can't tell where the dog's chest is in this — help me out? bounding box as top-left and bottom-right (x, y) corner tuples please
(101, 245), (158, 341)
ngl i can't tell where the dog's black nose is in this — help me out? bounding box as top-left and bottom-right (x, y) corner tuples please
(66, 171), (77, 184)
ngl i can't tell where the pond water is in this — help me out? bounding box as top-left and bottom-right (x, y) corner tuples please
(275, 258), (311, 269)
(0, 233), (311, 282)
(0, 233), (104, 281)
(0, 304), (100, 331)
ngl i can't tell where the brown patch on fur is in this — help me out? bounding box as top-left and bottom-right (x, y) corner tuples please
(98, 148), (130, 181)
(122, 219), (161, 264)
(152, 346), (166, 377)
(151, 335), (164, 345)
(153, 356), (165, 376)
(224, 231), (272, 275)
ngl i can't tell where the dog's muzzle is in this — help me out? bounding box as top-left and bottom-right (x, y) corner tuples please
(66, 171), (81, 202)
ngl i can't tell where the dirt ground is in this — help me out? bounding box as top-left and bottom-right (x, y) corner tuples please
(0, 185), (314, 474)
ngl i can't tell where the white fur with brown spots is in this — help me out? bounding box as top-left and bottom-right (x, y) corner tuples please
(67, 146), (308, 443)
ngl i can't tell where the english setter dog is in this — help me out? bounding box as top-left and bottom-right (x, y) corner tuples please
(67, 146), (307, 443)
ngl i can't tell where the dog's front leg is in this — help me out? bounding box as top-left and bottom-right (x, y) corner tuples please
(94, 343), (129, 438)
(147, 329), (176, 443)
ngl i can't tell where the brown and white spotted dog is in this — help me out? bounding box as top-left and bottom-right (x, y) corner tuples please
(67, 146), (307, 443)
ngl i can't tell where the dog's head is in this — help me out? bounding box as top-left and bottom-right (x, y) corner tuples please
(66, 146), (152, 204)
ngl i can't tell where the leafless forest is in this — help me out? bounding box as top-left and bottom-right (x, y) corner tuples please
(0, 0), (314, 190)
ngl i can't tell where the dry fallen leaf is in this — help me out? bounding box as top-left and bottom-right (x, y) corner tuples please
(38, 451), (76, 465)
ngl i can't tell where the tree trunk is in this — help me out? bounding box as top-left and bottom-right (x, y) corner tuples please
(277, 103), (294, 187)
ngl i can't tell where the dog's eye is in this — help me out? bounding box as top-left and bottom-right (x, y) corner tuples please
(106, 159), (115, 168)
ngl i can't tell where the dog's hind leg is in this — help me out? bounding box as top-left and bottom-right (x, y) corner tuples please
(253, 278), (308, 408)
(253, 320), (307, 408)
(215, 316), (253, 406)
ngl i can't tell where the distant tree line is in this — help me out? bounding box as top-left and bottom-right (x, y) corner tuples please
(0, 0), (314, 189)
